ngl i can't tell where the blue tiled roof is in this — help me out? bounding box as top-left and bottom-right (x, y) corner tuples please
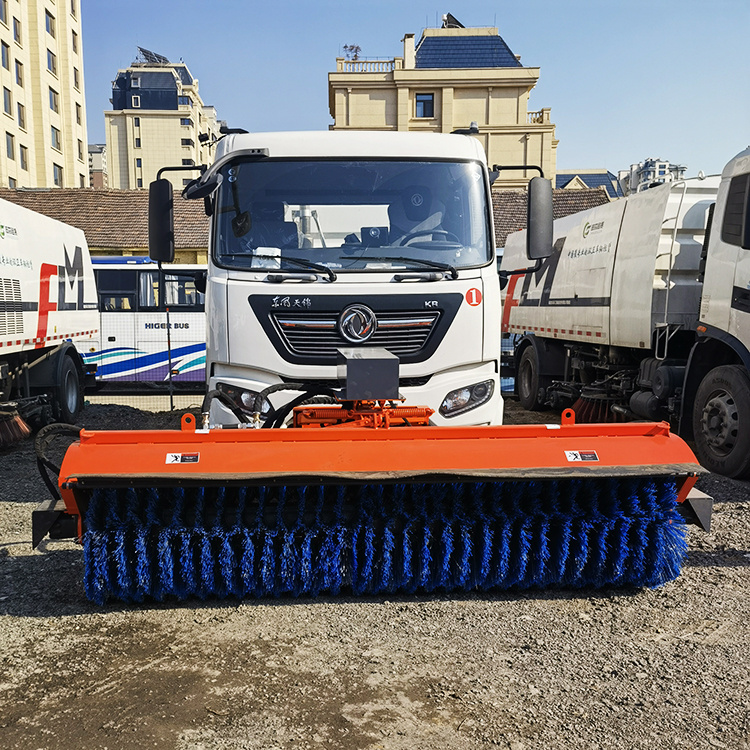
(415, 35), (522, 69)
(137, 72), (179, 90)
(556, 172), (623, 199)
(174, 65), (194, 86)
(112, 71), (179, 110)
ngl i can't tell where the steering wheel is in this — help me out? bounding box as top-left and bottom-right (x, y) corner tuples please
(397, 229), (461, 246)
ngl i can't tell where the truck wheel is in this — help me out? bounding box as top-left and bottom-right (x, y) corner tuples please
(692, 365), (750, 478)
(54, 355), (83, 424)
(517, 347), (544, 411)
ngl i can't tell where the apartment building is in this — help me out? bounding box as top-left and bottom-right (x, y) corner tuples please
(0, 0), (88, 188)
(618, 158), (687, 195)
(88, 142), (106, 187)
(328, 14), (557, 189)
(105, 48), (223, 191)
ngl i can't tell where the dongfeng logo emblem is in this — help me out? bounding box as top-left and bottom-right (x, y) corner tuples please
(339, 304), (377, 343)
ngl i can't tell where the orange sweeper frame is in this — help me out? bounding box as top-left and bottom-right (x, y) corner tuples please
(31, 343), (714, 605)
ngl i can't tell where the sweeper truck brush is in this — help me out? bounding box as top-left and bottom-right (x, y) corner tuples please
(34, 409), (712, 605)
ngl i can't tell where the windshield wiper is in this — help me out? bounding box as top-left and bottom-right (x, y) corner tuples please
(353, 255), (458, 280)
(224, 253), (337, 282)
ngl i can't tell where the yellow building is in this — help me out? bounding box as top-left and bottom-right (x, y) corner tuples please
(0, 0), (88, 188)
(105, 48), (223, 192)
(329, 15), (557, 189)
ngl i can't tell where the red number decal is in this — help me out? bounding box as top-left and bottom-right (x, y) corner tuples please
(465, 288), (482, 306)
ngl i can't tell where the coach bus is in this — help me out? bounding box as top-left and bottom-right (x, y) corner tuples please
(84, 257), (206, 391)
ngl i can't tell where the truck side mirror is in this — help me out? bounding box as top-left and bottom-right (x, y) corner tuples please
(194, 270), (207, 294)
(526, 176), (553, 260)
(182, 171), (222, 201)
(148, 178), (175, 263)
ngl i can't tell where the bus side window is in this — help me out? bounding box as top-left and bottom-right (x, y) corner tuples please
(139, 271), (159, 308)
(165, 276), (204, 310)
(95, 269), (138, 311)
(101, 295), (134, 311)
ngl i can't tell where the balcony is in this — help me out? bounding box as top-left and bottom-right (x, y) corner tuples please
(335, 58), (402, 73)
(527, 108), (551, 124)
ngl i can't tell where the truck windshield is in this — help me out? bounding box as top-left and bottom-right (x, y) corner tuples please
(213, 159), (491, 273)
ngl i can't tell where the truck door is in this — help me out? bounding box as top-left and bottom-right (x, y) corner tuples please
(727, 174), (750, 348)
(699, 170), (750, 344)
(93, 268), (138, 383)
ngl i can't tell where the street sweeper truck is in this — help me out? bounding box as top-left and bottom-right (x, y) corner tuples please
(32, 131), (711, 605)
(0, 198), (97, 445)
(501, 147), (750, 479)
(180, 130), (504, 427)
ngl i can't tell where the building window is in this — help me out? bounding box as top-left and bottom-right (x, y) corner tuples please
(49, 87), (59, 112)
(181, 138), (194, 147)
(71, 30), (78, 53)
(3, 87), (11, 115)
(75, 102), (81, 124)
(182, 158), (195, 166)
(53, 163), (63, 186)
(137, 178), (143, 188)
(73, 67), (80, 90)
(180, 118), (192, 127)
(183, 178), (192, 186)
(77, 139), (83, 160)
(45, 10), (55, 37)
(6, 131), (14, 159)
(415, 93), (435, 118)
(0, 1), (6, 26)
(12, 17), (20, 44)
(131, 95), (140, 108)
(8, 176), (15, 188)
(133, 117), (140, 127)
(14, 59), (21, 86)
(135, 158), (142, 168)
(70, 0), (77, 18)
(51, 125), (61, 150)
(178, 95), (191, 106)
(19, 144), (26, 170)
(1, 42), (8, 69)
(131, 76), (140, 88)
(134, 137), (141, 148)
(47, 49), (57, 75)
(17, 102), (24, 129)
(79, 174), (85, 187)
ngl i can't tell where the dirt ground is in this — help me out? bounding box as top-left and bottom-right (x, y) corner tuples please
(0, 400), (748, 750)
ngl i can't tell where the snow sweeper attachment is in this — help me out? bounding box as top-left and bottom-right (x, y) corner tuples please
(33, 352), (712, 606)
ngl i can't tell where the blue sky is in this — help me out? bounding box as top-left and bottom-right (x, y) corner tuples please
(81, 0), (749, 176)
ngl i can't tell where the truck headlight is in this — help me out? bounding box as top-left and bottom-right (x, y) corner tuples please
(216, 382), (270, 415)
(439, 380), (495, 417)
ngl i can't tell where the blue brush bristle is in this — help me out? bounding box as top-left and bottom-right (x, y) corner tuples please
(81, 475), (689, 604)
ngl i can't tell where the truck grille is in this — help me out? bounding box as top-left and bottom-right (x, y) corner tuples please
(272, 311), (440, 357)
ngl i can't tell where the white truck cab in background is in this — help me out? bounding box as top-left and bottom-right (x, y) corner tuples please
(151, 131), (535, 427)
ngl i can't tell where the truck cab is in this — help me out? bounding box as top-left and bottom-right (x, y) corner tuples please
(157, 131), (504, 427)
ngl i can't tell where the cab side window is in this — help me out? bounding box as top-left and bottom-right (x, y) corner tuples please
(722, 173), (750, 249)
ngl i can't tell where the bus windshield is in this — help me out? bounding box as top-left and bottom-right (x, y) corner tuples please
(213, 159), (491, 274)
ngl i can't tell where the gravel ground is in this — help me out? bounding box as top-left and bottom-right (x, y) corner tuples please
(0, 400), (748, 750)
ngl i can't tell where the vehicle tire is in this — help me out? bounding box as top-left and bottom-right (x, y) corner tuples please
(54, 355), (83, 424)
(517, 346), (544, 411)
(692, 365), (750, 478)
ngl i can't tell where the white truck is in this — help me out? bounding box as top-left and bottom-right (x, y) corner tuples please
(0, 197), (98, 431)
(501, 147), (750, 478)
(149, 131), (537, 427)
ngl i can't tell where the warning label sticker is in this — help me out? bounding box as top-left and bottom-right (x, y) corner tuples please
(565, 450), (599, 462)
(166, 453), (200, 464)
